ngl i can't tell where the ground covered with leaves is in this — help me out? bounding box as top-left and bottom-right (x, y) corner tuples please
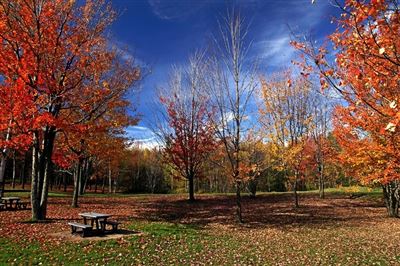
(0, 190), (399, 265)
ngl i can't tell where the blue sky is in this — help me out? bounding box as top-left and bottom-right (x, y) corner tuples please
(109, 0), (341, 146)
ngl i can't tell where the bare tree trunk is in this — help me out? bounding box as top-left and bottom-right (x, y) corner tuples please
(188, 174), (195, 201)
(94, 175), (98, 193)
(63, 172), (67, 192)
(11, 152), (16, 189)
(40, 159), (52, 218)
(72, 161), (82, 208)
(36, 128), (57, 220)
(383, 181), (399, 217)
(235, 180), (243, 223)
(0, 122), (12, 198)
(294, 170), (299, 208)
(0, 156), (6, 198)
(108, 162), (112, 193)
(102, 174), (106, 194)
(21, 152), (26, 190)
(113, 178), (117, 194)
(31, 132), (40, 221)
(319, 163), (325, 199)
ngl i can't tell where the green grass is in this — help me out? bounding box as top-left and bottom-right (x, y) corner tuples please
(0, 221), (246, 265)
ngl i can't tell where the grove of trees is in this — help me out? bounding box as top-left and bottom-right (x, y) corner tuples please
(0, 0), (399, 223)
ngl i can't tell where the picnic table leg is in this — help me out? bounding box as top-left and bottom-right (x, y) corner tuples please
(83, 217), (87, 225)
(101, 219), (107, 232)
(95, 219), (100, 231)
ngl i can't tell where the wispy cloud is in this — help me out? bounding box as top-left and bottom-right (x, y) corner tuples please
(254, 0), (332, 69)
(147, 0), (207, 20)
(125, 125), (162, 149)
(125, 125), (156, 140)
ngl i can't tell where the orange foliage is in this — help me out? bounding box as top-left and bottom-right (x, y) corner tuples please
(292, 0), (400, 185)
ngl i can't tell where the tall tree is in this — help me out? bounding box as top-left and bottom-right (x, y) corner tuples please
(260, 72), (313, 207)
(0, 0), (140, 220)
(206, 10), (258, 222)
(159, 53), (215, 201)
(292, 0), (400, 216)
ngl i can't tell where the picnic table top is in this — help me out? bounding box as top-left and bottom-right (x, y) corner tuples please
(78, 212), (111, 219)
(2, 197), (20, 200)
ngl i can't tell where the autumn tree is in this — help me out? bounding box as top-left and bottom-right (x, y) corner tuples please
(260, 72), (313, 207)
(206, 10), (258, 222)
(0, 0), (140, 220)
(241, 134), (266, 198)
(292, 0), (400, 216)
(310, 94), (333, 198)
(159, 53), (215, 201)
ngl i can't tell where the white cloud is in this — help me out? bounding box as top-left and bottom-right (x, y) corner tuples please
(257, 36), (296, 67)
(125, 125), (160, 149)
(147, 0), (206, 20)
(254, 0), (332, 69)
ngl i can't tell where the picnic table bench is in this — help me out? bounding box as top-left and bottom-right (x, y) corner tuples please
(1, 197), (21, 209)
(68, 222), (92, 237)
(79, 212), (112, 232)
(69, 212), (121, 237)
(100, 220), (121, 233)
(16, 201), (28, 209)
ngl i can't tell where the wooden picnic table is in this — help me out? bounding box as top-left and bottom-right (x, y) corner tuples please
(1, 197), (20, 209)
(79, 212), (111, 232)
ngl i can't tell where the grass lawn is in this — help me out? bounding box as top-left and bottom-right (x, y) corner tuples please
(0, 189), (399, 265)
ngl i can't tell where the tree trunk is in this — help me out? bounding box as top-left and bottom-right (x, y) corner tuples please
(382, 181), (400, 217)
(94, 175), (98, 193)
(248, 179), (257, 198)
(72, 161), (82, 208)
(294, 171), (299, 208)
(0, 122), (12, 198)
(235, 180), (243, 223)
(39, 158), (52, 219)
(0, 155), (6, 198)
(21, 153), (26, 190)
(63, 172), (67, 192)
(79, 158), (88, 195)
(318, 163), (325, 199)
(31, 132), (40, 221)
(188, 174), (195, 201)
(108, 162), (112, 193)
(102, 174), (106, 194)
(12, 153), (16, 189)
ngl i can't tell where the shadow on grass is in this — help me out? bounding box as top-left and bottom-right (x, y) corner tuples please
(132, 193), (387, 230)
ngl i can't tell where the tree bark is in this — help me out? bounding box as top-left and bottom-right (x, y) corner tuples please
(294, 170), (299, 208)
(188, 174), (195, 201)
(108, 162), (112, 193)
(248, 179), (257, 198)
(102, 174), (106, 194)
(383, 181), (400, 217)
(34, 128), (56, 220)
(236, 180), (243, 223)
(63, 172), (67, 192)
(31, 132), (40, 221)
(0, 122), (12, 198)
(318, 162), (325, 199)
(72, 160), (82, 208)
(12, 152), (16, 189)
(21, 153), (26, 190)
